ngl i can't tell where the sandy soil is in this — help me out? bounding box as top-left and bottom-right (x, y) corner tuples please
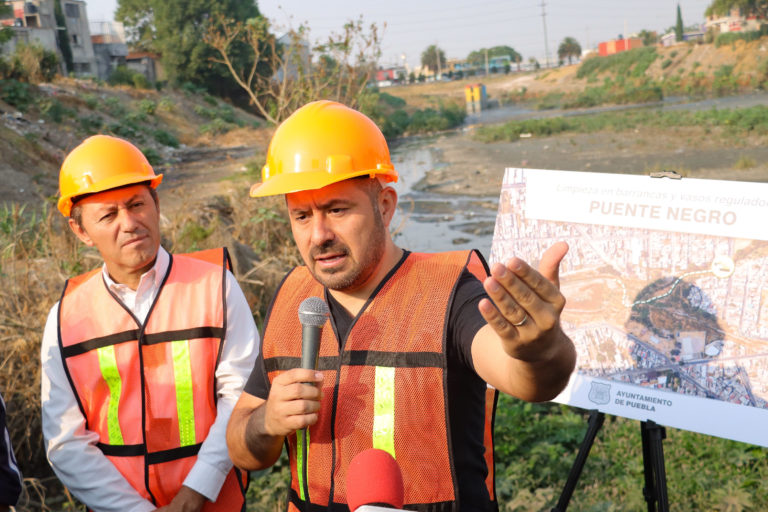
(417, 125), (768, 198)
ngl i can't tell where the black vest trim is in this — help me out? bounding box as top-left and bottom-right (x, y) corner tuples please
(264, 355), (340, 373)
(344, 350), (445, 368)
(263, 351), (445, 373)
(142, 326), (225, 345)
(62, 329), (140, 358)
(96, 442), (145, 457)
(146, 443), (203, 465)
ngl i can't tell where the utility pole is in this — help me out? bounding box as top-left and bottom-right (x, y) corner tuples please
(434, 43), (442, 79)
(484, 48), (489, 75)
(540, 0), (550, 68)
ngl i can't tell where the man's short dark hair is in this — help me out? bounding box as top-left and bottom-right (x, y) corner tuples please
(69, 183), (158, 229)
(353, 175), (384, 206)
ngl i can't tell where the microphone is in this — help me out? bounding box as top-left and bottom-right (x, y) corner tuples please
(298, 296), (330, 371)
(347, 449), (405, 512)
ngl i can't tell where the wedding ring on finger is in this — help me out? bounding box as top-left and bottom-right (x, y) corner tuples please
(512, 313), (528, 327)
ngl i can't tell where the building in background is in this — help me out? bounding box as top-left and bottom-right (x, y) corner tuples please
(375, 66), (406, 87)
(125, 50), (163, 83)
(1, 0), (96, 76)
(660, 26), (706, 47)
(90, 20), (128, 80)
(60, 0), (94, 74)
(1, 0), (59, 57)
(706, 7), (765, 34)
(597, 37), (643, 57)
(445, 58), (468, 75)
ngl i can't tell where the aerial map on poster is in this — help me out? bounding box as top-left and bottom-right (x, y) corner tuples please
(490, 168), (768, 446)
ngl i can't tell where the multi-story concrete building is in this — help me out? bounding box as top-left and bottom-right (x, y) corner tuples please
(89, 20), (128, 80)
(1, 0), (96, 76)
(60, 0), (95, 74)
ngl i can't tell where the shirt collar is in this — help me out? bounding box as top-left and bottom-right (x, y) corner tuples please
(102, 246), (169, 292)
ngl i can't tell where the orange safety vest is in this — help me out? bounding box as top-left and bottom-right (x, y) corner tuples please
(57, 248), (246, 510)
(262, 250), (497, 512)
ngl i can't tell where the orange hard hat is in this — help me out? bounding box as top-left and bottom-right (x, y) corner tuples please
(250, 100), (398, 197)
(57, 135), (163, 216)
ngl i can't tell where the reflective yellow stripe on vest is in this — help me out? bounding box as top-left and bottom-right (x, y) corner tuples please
(97, 345), (124, 445)
(297, 429), (309, 501)
(373, 366), (395, 457)
(172, 340), (196, 446)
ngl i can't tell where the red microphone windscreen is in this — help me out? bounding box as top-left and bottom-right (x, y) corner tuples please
(346, 448), (405, 511)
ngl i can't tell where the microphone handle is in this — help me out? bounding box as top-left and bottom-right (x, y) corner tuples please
(301, 325), (322, 371)
(299, 324), (321, 491)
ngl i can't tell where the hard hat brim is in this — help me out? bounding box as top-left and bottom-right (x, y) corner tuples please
(58, 174), (163, 217)
(250, 169), (397, 198)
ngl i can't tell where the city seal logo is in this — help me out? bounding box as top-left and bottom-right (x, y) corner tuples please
(588, 382), (611, 405)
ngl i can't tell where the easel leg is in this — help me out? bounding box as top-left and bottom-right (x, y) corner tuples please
(641, 420), (669, 512)
(551, 410), (605, 512)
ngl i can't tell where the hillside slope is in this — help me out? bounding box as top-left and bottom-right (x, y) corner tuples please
(0, 78), (271, 209)
(500, 37), (768, 97)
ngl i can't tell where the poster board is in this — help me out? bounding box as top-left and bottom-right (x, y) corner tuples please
(489, 168), (768, 446)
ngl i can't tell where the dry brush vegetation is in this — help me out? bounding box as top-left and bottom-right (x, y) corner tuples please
(0, 184), (299, 510)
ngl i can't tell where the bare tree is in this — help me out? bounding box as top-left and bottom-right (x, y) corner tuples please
(205, 15), (382, 124)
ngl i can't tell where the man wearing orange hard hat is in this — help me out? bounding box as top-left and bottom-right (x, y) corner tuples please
(227, 101), (577, 511)
(41, 135), (258, 512)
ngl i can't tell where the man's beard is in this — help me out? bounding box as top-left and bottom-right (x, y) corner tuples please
(308, 217), (387, 291)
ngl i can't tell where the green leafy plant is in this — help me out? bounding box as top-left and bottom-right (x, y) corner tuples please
(38, 98), (74, 123)
(103, 96), (127, 117)
(0, 79), (34, 111)
(78, 114), (104, 134)
(137, 99), (157, 116)
(153, 129), (179, 147)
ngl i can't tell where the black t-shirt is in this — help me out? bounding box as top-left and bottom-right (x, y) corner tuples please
(244, 253), (494, 510)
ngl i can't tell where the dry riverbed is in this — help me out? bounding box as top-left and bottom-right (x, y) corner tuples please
(416, 125), (768, 198)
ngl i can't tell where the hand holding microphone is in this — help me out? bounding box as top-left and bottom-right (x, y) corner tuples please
(263, 297), (329, 437)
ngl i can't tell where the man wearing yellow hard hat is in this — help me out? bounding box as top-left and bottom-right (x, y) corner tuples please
(227, 100), (576, 511)
(40, 135), (258, 511)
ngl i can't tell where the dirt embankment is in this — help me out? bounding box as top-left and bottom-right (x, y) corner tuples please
(0, 78), (273, 214)
(417, 125), (768, 200)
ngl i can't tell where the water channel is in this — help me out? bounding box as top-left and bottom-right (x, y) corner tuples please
(386, 91), (768, 256)
(389, 137), (498, 255)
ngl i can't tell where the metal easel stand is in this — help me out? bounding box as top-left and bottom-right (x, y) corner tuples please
(641, 420), (669, 512)
(551, 410), (605, 512)
(552, 413), (670, 512)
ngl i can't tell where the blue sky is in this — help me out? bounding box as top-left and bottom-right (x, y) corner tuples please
(87, 0), (714, 68)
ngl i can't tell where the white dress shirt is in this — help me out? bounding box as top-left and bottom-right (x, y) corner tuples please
(41, 247), (259, 512)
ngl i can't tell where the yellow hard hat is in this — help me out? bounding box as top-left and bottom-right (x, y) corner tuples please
(58, 135), (163, 217)
(250, 100), (398, 197)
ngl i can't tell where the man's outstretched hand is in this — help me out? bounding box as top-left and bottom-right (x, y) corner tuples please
(478, 241), (569, 364)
